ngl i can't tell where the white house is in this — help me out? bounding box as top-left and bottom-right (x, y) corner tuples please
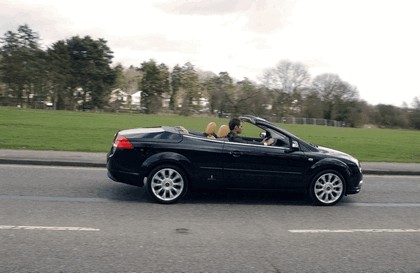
(131, 91), (142, 107)
(109, 89), (129, 104)
(109, 89), (142, 109)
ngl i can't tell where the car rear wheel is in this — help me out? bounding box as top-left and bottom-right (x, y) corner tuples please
(309, 170), (345, 206)
(147, 165), (188, 204)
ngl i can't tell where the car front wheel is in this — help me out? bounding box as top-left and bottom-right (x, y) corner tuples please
(309, 170), (345, 206)
(147, 165), (188, 204)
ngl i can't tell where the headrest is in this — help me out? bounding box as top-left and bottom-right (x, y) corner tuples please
(205, 122), (217, 135)
(216, 125), (229, 138)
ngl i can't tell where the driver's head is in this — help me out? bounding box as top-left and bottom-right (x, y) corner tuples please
(229, 118), (242, 134)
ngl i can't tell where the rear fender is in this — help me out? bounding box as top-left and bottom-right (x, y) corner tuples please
(140, 152), (194, 182)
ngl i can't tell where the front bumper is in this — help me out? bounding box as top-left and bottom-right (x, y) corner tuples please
(346, 170), (363, 195)
(347, 179), (363, 194)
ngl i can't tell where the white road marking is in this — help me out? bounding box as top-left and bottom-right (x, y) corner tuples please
(0, 225), (100, 231)
(346, 203), (420, 207)
(0, 195), (106, 202)
(289, 229), (420, 233)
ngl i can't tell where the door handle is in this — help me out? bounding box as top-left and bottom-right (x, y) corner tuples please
(230, 151), (243, 157)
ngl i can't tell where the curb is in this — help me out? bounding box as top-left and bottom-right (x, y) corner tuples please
(0, 159), (106, 168)
(363, 170), (420, 176)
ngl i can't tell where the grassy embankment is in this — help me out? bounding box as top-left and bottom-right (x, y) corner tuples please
(1, 107), (419, 163)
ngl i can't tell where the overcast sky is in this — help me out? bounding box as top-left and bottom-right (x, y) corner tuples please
(1, 0), (419, 106)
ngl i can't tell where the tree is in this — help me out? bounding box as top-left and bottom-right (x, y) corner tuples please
(262, 60), (311, 117)
(232, 78), (264, 116)
(170, 64), (182, 110)
(158, 63), (171, 109)
(17, 25), (49, 107)
(302, 90), (323, 118)
(374, 104), (408, 128)
(112, 64), (125, 89)
(269, 60), (311, 94)
(0, 24), (45, 106)
(412, 97), (420, 109)
(65, 36), (116, 110)
(271, 90), (292, 118)
(311, 73), (359, 125)
(47, 40), (71, 109)
(202, 76), (217, 114)
(114, 65), (142, 93)
(0, 30), (24, 104)
(110, 64), (143, 110)
(139, 60), (169, 113)
(409, 97), (420, 129)
(205, 72), (234, 117)
(179, 62), (200, 115)
(17, 24), (40, 49)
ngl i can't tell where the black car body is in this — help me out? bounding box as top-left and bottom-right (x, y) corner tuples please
(107, 115), (363, 205)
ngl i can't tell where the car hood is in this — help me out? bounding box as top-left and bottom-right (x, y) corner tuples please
(318, 146), (358, 164)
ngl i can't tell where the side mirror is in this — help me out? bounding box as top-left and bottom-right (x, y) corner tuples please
(260, 131), (266, 138)
(291, 140), (300, 150)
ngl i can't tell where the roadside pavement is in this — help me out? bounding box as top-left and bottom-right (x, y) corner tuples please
(0, 149), (419, 176)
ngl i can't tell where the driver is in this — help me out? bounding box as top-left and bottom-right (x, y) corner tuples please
(227, 118), (274, 146)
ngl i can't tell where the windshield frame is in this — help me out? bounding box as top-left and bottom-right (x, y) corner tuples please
(239, 115), (319, 152)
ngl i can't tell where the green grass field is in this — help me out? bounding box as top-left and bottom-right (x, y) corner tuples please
(1, 107), (419, 163)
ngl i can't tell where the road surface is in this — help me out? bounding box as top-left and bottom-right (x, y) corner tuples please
(1, 164), (419, 273)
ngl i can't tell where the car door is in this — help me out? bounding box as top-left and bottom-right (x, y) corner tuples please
(222, 141), (308, 189)
(180, 135), (226, 189)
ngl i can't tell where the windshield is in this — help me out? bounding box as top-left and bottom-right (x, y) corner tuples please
(239, 120), (291, 148)
(239, 117), (319, 151)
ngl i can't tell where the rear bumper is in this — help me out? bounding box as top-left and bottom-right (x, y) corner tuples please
(107, 149), (145, 187)
(107, 168), (144, 187)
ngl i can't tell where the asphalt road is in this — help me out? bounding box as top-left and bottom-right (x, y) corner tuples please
(1, 164), (420, 273)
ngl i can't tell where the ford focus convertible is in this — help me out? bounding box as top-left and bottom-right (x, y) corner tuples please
(107, 115), (363, 206)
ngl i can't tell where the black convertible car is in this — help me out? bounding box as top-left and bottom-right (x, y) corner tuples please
(107, 115), (363, 206)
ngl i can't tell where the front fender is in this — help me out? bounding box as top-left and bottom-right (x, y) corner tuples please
(139, 152), (194, 180)
(306, 158), (352, 184)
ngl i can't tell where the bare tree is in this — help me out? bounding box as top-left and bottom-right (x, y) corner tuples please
(412, 96), (420, 109)
(262, 60), (311, 117)
(264, 60), (311, 93)
(311, 73), (359, 122)
(409, 96), (420, 129)
(123, 66), (142, 93)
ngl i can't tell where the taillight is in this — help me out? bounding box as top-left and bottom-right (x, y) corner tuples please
(113, 135), (134, 149)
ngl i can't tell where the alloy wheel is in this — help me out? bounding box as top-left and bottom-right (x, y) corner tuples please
(312, 172), (344, 205)
(150, 167), (185, 203)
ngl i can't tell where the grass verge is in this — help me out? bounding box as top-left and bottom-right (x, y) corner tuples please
(1, 107), (419, 163)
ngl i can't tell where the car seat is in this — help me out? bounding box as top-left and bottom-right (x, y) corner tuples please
(216, 125), (229, 138)
(204, 122), (217, 138)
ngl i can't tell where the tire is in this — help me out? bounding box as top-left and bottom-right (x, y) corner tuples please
(309, 170), (345, 206)
(146, 165), (188, 204)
